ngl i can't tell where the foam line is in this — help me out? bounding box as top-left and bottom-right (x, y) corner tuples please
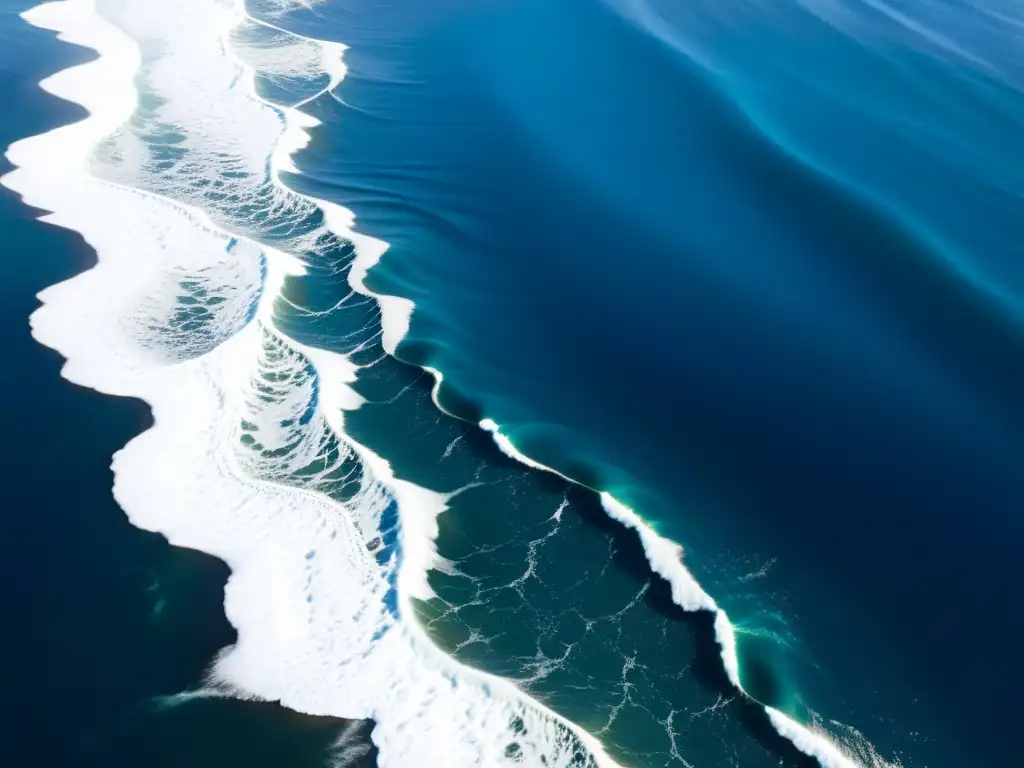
(3, 0), (625, 765)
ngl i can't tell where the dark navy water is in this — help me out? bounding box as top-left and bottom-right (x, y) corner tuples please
(269, 0), (1024, 765)
(0, 2), (375, 765)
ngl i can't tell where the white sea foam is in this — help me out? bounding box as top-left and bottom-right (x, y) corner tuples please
(3, 0), (623, 765)
(767, 708), (872, 768)
(231, 13), (346, 96)
(326, 200), (413, 356)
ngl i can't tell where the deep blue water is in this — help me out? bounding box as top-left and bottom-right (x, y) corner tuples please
(269, 0), (1024, 764)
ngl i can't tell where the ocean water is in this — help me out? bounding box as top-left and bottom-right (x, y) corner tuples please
(3, 0), (1023, 766)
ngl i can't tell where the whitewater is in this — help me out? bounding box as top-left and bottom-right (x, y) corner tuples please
(1, 0), (885, 766)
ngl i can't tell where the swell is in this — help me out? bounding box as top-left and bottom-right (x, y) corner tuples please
(250, 6), (891, 768)
(2, 0), (618, 766)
